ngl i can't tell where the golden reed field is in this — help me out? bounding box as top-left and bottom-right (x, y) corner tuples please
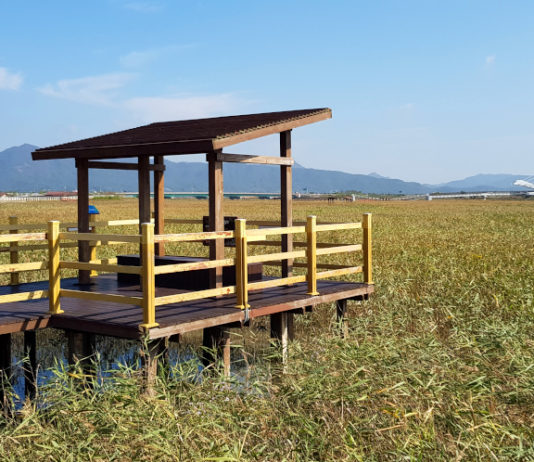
(0, 198), (533, 460)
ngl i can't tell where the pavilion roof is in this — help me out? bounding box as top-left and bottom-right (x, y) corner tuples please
(32, 108), (331, 160)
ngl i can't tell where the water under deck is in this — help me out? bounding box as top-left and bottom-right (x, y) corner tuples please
(0, 275), (374, 339)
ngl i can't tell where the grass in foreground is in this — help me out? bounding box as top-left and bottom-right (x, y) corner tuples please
(0, 198), (533, 460)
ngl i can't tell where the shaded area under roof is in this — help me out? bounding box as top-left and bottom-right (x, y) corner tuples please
(32, 108), (331, 160)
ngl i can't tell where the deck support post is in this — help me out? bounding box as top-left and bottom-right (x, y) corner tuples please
(141, 338), (167, 395)
(66, 330), (96, 374)
(270, 312), (294, 368)
(23, 331), (37, 401)
(270, 130), (295, 367)
(202, 326), (231, 376)
(76, 158), (91, 284)
(208, 151), (224, 288)
(336, 299), (349, 338)
(154, 155), (165, 256)
(0, 333), (12, 412)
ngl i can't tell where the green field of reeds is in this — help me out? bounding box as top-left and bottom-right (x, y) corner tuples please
(0, 198), (533, 460)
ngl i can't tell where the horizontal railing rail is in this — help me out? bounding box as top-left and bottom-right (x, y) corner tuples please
(59, 232), (141, 243)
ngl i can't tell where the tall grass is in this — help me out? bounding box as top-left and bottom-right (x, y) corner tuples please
(0, 198), (533, 460)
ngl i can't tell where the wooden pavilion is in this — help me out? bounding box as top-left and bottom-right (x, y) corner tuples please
(32, 108), (334, 286)
(0, 108), (374, 399)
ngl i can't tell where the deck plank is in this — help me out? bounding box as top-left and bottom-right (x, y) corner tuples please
(0, 275), (374, 338)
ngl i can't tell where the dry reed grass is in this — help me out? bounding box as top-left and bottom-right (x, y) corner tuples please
(0, 198), (533, 460)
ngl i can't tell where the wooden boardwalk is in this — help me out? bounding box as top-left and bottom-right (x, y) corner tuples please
(0, 275), (374, 339)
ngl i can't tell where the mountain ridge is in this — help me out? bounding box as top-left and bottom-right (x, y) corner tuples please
(0, 144), (531, 194)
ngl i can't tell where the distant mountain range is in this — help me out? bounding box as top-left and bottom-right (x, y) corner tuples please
(0, 144), (531, 195)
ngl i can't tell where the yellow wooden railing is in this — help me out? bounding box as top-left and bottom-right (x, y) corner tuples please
(0, 230), (50, 305)
(0, 214), (372, 330)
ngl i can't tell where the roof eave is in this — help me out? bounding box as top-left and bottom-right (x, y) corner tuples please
(32, 139), (215, 161)
(212, 108), (332, 150)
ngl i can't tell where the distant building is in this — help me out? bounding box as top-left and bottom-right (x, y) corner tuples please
(45, 191), (77, 198)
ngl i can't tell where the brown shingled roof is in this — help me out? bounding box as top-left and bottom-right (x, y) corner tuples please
(32, 108), (331, 161)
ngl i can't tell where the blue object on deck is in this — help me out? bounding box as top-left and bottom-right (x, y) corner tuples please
(88, 205), (100, 215)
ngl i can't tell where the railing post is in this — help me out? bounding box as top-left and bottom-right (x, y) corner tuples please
(306, 215), (319, 295)
(140, 222), (158, 329)
(9, 216), (19, 286)
(89, 213), (97, 277)
(363, 213), (373, 284)
(235, 219), (249, 309)
(48, 221), (63, 314)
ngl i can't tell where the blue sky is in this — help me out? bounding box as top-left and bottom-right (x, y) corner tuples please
(1, 1), (533, 183)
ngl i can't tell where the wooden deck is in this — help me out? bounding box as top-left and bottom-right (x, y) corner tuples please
(0, 275), (374, 339)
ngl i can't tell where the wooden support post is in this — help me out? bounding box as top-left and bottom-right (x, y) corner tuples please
(271, 130), (294, 365)
(66, 331), (96, 372)
(306, 215), (319, 295)
(280, 130), (293, 278)
(0, 333), (11, 411)
(208, 151), (224, 288)
(48, 221), (63, 314)
(202, 326), (231, 376)
(140, 223), (158, 330)
(154, 155), (165, 256)
(140, 338), (167, 395)
(77, 158), (91, 284)
(23, 331), (37, 400)
(270, 312), (294, 367)
(336, 299), (349, 338)
(138, 155), (152, 291)
(363, 213), (373, 284)
(138, 156), (151, 232)
(9, 216), (19, 285)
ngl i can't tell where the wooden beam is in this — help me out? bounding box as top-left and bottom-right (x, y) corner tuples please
(87, 161), (165, 171)
(154, 155), (165, 256)
(214, 153), (294, 166)
(208, 152), (224, 288)
(76, 158), (91, 284)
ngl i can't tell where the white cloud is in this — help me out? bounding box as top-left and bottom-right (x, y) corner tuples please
(123, 1), (162, 13)
(0, 67), (23, 90)
(119, 50), (157, 68)
(119, 44), (194, 68)
(38, 73), (133, 105)
(485, 54), (496, 65)
(123, 94), (243, 124)
(37, 71), (250, 125)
